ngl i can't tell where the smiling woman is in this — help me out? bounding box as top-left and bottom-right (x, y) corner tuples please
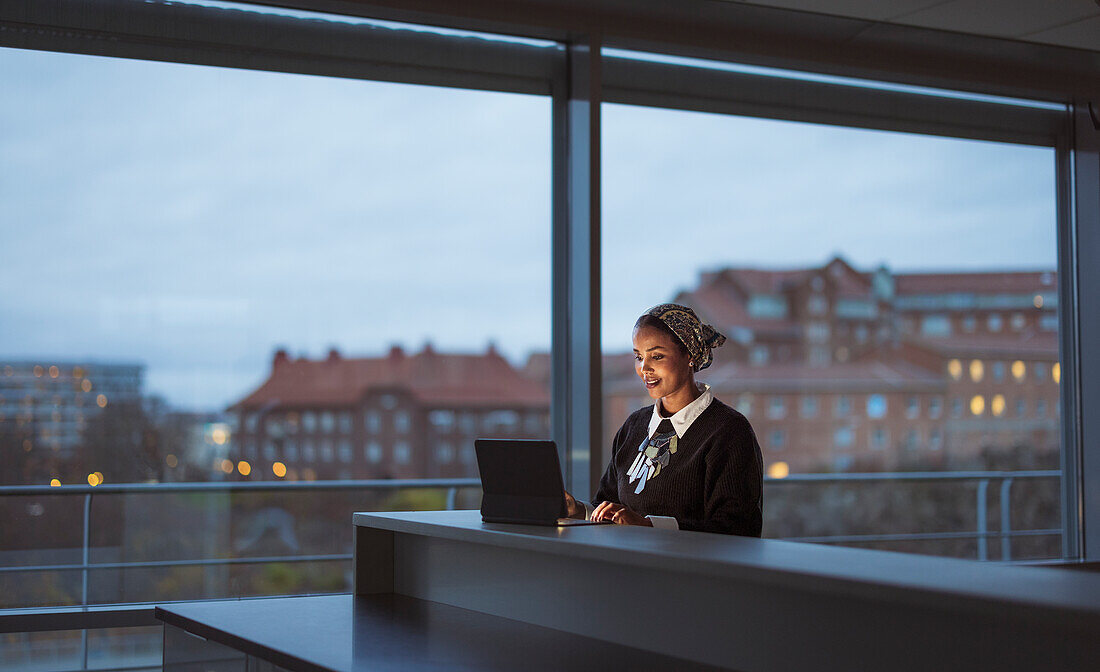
(568, 304), (763, 535)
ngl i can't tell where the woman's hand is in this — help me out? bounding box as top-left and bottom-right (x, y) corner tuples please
(591, 501), (653, 526)
(563, 490), (585, 519)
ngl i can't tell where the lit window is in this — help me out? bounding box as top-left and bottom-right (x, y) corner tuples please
(1011, 360), (1026, 382)
(969, 359), (984, 383)
(866, 394), (887, 419)
(947, 359), (963, 380)
(1053, 362), (1061, 384)
(767, 461), (789, 479)
(991, 394), (1006, 417)
(970, 395), (985, 416)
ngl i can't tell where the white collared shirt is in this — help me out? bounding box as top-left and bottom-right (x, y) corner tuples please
(586, 384), (714, 530)
(647, 383), (714, 439)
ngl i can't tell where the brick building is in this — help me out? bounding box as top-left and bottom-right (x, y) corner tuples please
(231, 344), (550, 481)
(603, 257), (1062, 473)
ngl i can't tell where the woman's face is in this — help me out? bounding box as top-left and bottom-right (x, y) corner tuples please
(633, 325), (694, 402)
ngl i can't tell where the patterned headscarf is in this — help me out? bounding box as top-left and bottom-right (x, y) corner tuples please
(643, 303), (726, 372)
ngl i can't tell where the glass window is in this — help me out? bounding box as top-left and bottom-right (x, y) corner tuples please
(866, 395), (887, 419)
(992, 361), (1005, 382)
(394, 441), (411, 464)
(600, 84), (1057, 555)
(770, 430), (786, 449)
(929, 396), (943, 419)
(906, 397), (920, 419)
(800, 395), (818, 419)
(429, 410), (455, 430)
(871, 427), (888, 450)
(338, 440), (352, 463)
(1034, 362), (1048, 382)
(834, 396), (851, 418)
(436, 441), (454, 463)
(320, 441), (334, 463)
(365, 441), (383, 463)
(0, 40), (552, 493)
(365, 410), (381, 434)
(921, 315), (952, 336)
(767, 397), (786, 419)
(394, 412), (411, 434)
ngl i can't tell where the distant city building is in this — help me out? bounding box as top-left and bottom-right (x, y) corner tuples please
(603, 256), (1061, 473)
(0, 360), (143, 456)
(230, 344), (550, 481)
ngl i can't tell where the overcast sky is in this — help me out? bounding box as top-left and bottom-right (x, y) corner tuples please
(0, 42), (1057, 412)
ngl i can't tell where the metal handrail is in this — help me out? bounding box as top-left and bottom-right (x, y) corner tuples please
(0, 477), (482, 496)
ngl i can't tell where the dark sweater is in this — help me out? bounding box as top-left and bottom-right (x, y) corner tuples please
(592, 399), (763, 537)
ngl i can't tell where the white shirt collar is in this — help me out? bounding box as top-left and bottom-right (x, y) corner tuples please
(647, 384), (714, 439)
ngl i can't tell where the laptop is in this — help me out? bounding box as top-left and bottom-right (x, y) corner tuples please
(474, 439), (612, 526)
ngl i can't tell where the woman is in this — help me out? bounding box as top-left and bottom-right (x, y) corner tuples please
(566, 303), (763, 536)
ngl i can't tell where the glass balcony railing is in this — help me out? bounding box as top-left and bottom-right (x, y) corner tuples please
(0, 471), (1062, 672)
